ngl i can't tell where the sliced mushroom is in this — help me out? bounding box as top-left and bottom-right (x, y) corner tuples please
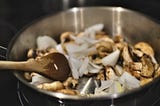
(97, 35), (114, 43)
(96, 70), (105, 80)
(124, 62), (142, 79)
(131, 70), (141, 79)
(134, 42), (154, 56)
(115, 42), (127, 51)
(105, 66), (118, 80)
(96, 41), (114, 57)
(122, 45), (133, 64)
(129, 62), (142, 71)
(63, 77), (78, 89)
(154, 65), (160, 78)
(132, 49), (144, 58)
(26, 24), (160, 96)
(60, 32), (75, 43)
(113, 35), (124, 43)
(140, 55), (154, 78)
(37, 81), (64, 91)
(95, 31), (108, 40)
(140, 77), (153, 86)
(88, 53), (102, 64)
(27, 49), (37, 58)
(24, 72), (32, 81)
(58, 89), (78, 95)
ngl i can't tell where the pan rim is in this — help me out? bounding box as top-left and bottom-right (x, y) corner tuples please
(7, 6), (160, 100)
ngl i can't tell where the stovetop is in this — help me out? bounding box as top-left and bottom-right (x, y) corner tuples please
(1, 0), (160, 106)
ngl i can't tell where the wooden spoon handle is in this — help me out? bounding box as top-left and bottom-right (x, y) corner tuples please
(0, 61), (29, 71)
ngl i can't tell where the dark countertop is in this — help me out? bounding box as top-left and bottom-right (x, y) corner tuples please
(0, 0), (160, 106)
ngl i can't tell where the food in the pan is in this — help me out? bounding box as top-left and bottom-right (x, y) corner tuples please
(24, 24), (160, 96)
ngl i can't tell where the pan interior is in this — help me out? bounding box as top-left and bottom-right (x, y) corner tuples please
(8, 7), (160, 100)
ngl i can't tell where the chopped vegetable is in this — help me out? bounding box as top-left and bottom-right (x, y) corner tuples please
(24, 24), (160, 96)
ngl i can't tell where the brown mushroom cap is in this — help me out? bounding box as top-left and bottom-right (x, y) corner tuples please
(134, 42), (154, 56)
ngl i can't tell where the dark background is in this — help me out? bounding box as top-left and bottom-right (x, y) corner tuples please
(0, 0), (160, 106)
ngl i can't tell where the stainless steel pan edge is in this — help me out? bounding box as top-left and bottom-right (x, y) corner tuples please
(6, 6), (160, 100)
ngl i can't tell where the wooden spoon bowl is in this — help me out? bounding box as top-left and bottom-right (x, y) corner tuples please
(0, 52), (71, 81)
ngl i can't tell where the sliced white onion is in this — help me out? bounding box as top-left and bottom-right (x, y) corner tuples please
(115, 65), (124, 76)
(94, 80), (112, 95)
(89, 61), (103, 71)
(68, 56), (82, 79)
(88, 23), (104, 32)
(70, 32), (99, 45)
(30, 73), (52, 85)
(79, 57), (89, 76)
(65, 43), (89, 54)
(55, 44), (64, 54)
(70, 34), (85, 44)
(88, 65), (101, 73)
(76, 46), (97, 57)
(98, 80), (113, 91)
(37, 35), (57, 50)
(109, 80), (124, 94)
(84, 24), (104, 39)
(118, 72), (140, 89)
(101, 49), (120, 66)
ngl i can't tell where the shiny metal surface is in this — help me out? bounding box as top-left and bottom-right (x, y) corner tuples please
(7, 7), (160, 100)
(77, 77), (100, 95)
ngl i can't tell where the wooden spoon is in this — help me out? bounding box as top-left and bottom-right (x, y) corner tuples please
(0, 52), (71, 81)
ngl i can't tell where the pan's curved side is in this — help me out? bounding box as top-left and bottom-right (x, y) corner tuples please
(7, 7), (160, 100)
